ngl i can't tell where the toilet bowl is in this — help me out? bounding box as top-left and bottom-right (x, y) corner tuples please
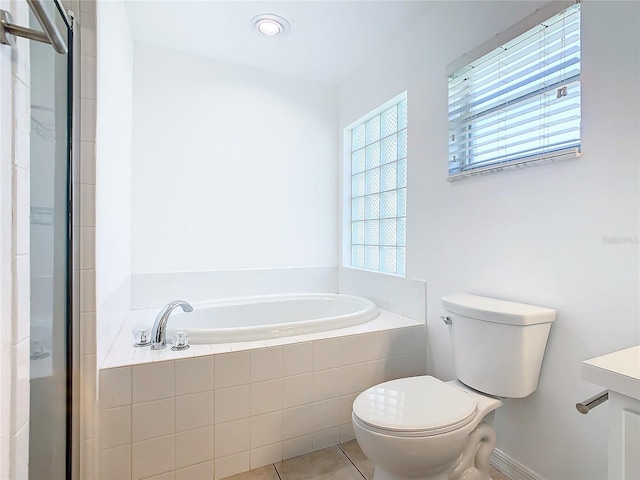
(352, 376), (502, 480)
(352, 293), (556, 480)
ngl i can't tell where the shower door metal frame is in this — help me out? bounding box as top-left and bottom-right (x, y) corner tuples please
(56, 2), (75, 478)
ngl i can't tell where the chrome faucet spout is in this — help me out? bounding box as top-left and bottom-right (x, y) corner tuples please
(150, 300), (193, 350)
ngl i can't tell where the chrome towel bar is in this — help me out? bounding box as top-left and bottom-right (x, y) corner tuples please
(0, 0), (67, 54)
(576, 390), (608, 414)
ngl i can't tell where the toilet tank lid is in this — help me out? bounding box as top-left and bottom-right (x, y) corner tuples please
(442, 293), (556, 326)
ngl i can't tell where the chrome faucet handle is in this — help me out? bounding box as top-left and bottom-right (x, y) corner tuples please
(172, 331), (190, 351)
(134, 328), (151, 347)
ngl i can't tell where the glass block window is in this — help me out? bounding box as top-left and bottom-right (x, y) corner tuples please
(349, 97), (407, 276)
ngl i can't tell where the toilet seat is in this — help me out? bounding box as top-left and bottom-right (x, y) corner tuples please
(352, 376), (478, 437)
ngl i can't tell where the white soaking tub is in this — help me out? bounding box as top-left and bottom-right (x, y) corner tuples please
(161, 293), (380, 344)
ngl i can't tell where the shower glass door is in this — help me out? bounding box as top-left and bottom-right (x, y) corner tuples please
(28, 2), (73, 479)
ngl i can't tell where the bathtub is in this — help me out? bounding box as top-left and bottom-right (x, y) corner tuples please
(159, 293), (380, 344)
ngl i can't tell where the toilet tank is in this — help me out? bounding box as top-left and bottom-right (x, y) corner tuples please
(441, 293), (556, 398)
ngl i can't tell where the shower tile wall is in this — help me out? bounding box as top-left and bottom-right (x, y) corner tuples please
(97, 325), (426, 480)
(76, 1), (99, 478)
(1, 0), (32, 476)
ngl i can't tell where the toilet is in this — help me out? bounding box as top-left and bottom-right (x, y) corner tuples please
(352, 293), (556, 480)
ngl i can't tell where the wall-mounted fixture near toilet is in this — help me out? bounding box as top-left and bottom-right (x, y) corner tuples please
(352, 293), (556, 480)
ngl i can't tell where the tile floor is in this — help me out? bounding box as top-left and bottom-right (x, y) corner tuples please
(225, 440), (511, 480)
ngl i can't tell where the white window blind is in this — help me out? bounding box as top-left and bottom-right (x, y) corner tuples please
(448, 3), (581, 181)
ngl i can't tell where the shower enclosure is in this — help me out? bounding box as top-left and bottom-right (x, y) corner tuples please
(1, 0), (75, 478)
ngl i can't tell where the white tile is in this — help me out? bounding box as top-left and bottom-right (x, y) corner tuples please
(312, 427), (340, 451)
(175, 356), (213, 395)
(132, 398), (174, 442)
(79, 13), (97, 57)
(389, 326), (427, 356)
(176, 391), (214, 432)
(250, 411), (282, 449)
(215, 419), (250, 458)
(10, 422), (29, 480)
(99, 367), (132, 408)
(340, 334), (369, 366)
(100, 444), (131, 480)
(250, 379), (282, 415)
(339, 423), (355, 443)
(282, 374), (313, 408)
(188, 345), (214, 358)
(312, 339), (340, 370)
(176, 426), (214, 469)
(226, 341), (249, 352)
(80, 141), (96, 185)
(12, 339), (30, 433)
(79, 0), (97, 15)
(250, 443), (282, 469)
(215, 351), (250, 388)
(312, 368), (342, 402)
(215, 385), (250, 424)
(14, 168), (29, 256)
(80, 311), (97, 355)
(364, 330), (391, 361)
(13, 255), (29, 343)
(282, 405), (314, 440)
(340, 363), (369, 396)
(80, 269), (96, 313)
(366, 359), (387, 387)
(80, 227), (95, 270)
(214, 452), (249, 480)
(338, 394), (358, 425)
(80, 54), (96, 99)
(100, 406), (131, 449)
(132, 361), (174, 403)
(283, 342), (312, 376)
(387, 351), (426, 380)
(80, 96), (97, 143)
(282, 435), (312, 460)
(175, 461), (213, 480)
(250, 347), (283, 382)
(132, 435), (175, 480)
(312, 398), (342, 431)
(80, 183), (96, 227)
(80, 439), (96, 479)
(262, 336), (297, 347)
(210, 344), (232, 355)
(81, 371), (97, 442)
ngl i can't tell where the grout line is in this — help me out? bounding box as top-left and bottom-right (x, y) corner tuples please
(272, 463), (282, 480)
(337, 443), (367, 480)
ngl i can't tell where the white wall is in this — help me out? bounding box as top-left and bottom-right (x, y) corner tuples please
(339, 1), (639, 479)
(96, 0), (133, 364)
(131, 43), (338, 274)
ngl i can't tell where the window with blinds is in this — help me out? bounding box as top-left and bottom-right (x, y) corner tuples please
(448, 3), (581, 181)
(348, 95), (407, 276)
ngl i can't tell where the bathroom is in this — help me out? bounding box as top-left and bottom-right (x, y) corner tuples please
(0, 0), (638, 479)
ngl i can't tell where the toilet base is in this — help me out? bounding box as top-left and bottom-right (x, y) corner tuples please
(369, 422), (497, 480)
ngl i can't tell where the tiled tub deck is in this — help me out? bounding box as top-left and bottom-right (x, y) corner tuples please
(97, 310), (427, 480)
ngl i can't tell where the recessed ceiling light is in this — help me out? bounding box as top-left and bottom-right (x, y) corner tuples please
(250, 14), (291, 38)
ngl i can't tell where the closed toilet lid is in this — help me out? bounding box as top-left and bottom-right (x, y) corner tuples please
(353, 376), (478, 436)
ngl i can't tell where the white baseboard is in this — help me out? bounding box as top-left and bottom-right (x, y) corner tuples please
(491, 448), (545, 480)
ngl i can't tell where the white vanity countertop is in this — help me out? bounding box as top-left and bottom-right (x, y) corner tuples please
(582, 345), (640, 401)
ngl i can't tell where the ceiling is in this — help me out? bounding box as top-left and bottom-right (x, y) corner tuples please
(124, 1), (435, 86)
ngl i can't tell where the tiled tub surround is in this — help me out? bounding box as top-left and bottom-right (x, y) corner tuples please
(98, 311), (426, 480)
